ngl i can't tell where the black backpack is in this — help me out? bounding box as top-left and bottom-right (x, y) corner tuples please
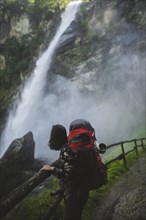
(67, 146), (107, 190)
(67, 127), (107, 190)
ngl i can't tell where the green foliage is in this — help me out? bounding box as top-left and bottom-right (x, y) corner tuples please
(2, 178), (62, 220)
(0, 0), (71, 127)
(0, 0), (70, 86)
(2, 189), (51, 220)
(82, 148), (146, 220)
(1, 0), (70, 28)
(2, 147), (145, 220)
(80, 20), (89, 35)
(2, 0), (70, 13)
(0, 28), (45, 122)
(0, 32), (44, 85)
(34, 0), (68, 11)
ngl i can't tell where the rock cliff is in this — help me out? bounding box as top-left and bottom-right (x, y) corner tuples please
(0, 0), (145, 131)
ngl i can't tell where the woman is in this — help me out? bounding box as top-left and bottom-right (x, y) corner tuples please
(41, 119), (107, 220)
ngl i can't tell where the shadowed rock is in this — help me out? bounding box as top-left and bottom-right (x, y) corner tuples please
(57, 20), (79, 53)
(1, 131), (35, 168)
(0, 132), (35, 198)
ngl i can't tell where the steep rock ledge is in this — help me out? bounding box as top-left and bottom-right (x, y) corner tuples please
(51, 0), (145, 91)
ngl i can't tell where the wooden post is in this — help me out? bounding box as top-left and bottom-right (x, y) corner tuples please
(41, 192), (63, 220)
(141, 139), (144, 149)
(1, 138), (145, 218)
(134, 139), (138, 155)
(121, 143), (127, 167)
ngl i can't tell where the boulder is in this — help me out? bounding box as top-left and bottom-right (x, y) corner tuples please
(0, 132), (35, 198)
(1, 131), (35, 169)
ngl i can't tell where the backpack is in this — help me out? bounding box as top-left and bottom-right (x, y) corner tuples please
(68, 128), (107, 190)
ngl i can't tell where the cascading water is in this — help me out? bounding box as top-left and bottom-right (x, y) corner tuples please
(0, 1), (82, 160)
(0, 1), (145, 162)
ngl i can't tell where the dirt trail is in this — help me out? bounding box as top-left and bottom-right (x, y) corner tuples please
(91, 154), (146, 220)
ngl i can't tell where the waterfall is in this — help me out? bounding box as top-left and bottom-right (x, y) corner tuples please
(0, 1), (82, 160)
(1, 1), (145, 162)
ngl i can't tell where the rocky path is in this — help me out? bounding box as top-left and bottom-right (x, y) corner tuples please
(91, 154), (146, 220)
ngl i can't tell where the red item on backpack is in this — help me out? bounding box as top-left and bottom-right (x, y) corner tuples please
(67, 127), (108, 189)
(68, 128), (95, 151)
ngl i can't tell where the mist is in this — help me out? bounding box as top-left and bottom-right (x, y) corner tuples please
(73, 52), (145, 145)
(0, 1), (145, 162)
(0, 52), (145, 161)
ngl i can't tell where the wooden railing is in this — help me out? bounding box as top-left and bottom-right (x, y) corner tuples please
(105, 138), (146, 167)
(0, 137), (146, 218)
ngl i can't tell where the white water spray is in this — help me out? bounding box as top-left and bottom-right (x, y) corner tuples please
(0, 1), (82, 160)
(0, 1), (145, 162)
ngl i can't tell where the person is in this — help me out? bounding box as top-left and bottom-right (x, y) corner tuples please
(41, 119), (107, 220)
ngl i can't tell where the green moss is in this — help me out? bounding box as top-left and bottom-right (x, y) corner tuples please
(82, 148), (146, 220)
(2, 177), (62, 220)
(3, 189), (51, 220)
(0, 29), (46, 126)
(2, 146), (145, 220)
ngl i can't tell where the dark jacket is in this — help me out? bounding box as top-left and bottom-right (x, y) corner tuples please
(53, 119), (107, 190)
(53, 120), (95, 181)
(53, 145), (75, 181)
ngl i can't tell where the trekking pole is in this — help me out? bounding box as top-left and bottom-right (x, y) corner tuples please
(41, 191), (64, 220)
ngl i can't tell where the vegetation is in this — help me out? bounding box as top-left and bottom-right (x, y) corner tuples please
(2, 140), (145, 220)
(0, 0), (72, 127)
(0, 0), (93, 128)
(0, 30), (45, 127)
(0, 0), (70, 12)
(2, 177), (63, 220)
(82, 147), (146, 220)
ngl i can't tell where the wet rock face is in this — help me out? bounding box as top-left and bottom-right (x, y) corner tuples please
(57, 20), (79, 53)
(1, 131), (35, 169)
(0, 13), (32, 43)
(0, 132), (35, 198)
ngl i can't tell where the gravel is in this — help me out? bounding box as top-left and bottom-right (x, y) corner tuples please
(90, 154), (146, 220)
